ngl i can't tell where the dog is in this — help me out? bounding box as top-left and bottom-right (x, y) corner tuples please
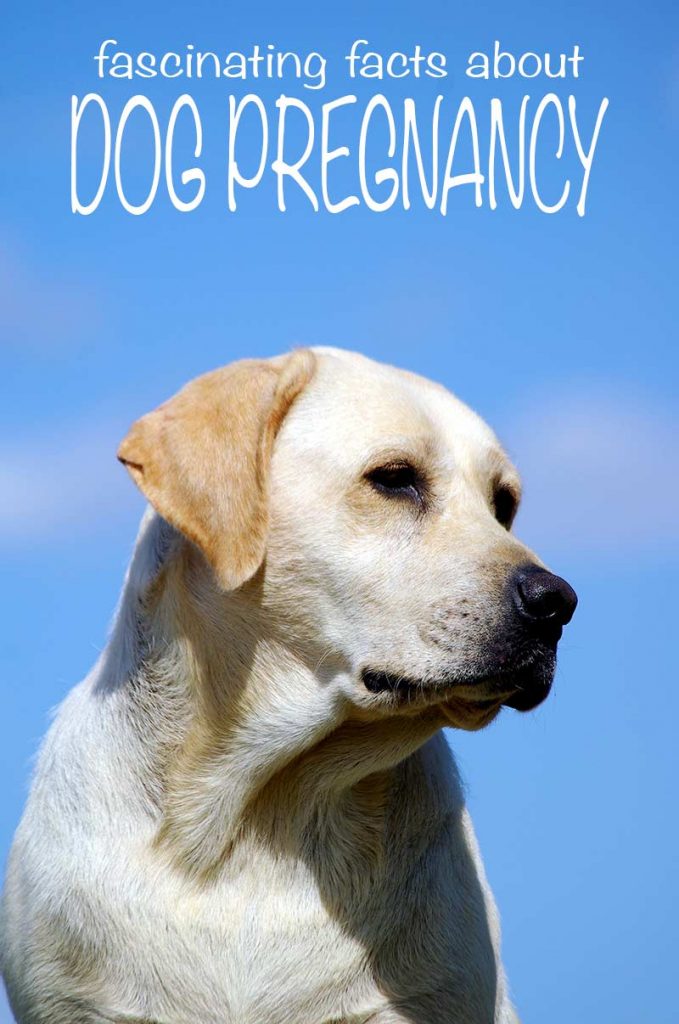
(1, 348), (576, 1023)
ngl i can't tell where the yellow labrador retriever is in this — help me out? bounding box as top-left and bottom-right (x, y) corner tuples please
(1, 349), (576, 1024)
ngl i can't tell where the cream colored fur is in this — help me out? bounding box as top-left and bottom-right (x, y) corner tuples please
(0, 348), (552, 1024)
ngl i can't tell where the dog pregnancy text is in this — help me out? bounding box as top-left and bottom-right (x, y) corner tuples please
(71, 39), (609, 217)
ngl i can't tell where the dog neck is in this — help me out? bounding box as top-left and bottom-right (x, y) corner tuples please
(103, 511), (442, 880)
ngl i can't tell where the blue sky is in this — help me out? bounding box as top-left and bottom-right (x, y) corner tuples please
(1, 1), (678, 1021)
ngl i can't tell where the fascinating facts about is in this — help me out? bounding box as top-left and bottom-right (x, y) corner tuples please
(71, 39), (609, 217)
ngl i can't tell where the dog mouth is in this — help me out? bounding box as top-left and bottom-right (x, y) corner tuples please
(361, 651), (555, 714)
(362, 670), (430, 697)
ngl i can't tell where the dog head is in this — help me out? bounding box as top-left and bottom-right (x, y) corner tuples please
(119, 347), (576, 733)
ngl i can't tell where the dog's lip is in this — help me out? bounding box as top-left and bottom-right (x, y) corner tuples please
(361, 657), (554, 712)
(360, 668), (516, 704)
(501, 681), (552, 712)
(362, 669), (424, 696)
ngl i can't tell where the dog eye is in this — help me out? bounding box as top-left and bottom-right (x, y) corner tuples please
(493, 486), (517, 529)
(366, 463), (423, 503)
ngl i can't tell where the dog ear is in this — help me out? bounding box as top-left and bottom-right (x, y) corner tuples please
(117, 349), (316, 590)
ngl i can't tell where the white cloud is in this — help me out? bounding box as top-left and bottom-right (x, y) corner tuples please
(0, 242), (102, 352)
(2, 385), (677, 562)
(0, 416), (141, 544)
(506, 387), (679, 559)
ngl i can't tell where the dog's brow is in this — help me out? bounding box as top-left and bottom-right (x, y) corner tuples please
(487, 446), (509, 469)
(487, 448), (522, 495)
(362, 436), (436, 471)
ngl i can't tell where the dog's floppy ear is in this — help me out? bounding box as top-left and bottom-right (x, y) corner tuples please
(117, 349), (316, 590)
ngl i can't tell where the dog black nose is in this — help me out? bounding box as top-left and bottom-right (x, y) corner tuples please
(515, 567), (578, 626)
